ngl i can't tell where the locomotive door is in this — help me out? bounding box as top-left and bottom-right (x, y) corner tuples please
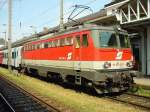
(73, 35), (81, 70)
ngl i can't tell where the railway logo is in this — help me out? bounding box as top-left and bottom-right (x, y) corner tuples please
(116, 51), (123, 60)
(67, 52), (72, 60)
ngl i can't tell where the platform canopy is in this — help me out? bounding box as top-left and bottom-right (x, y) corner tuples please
(119, 0), (150, 24)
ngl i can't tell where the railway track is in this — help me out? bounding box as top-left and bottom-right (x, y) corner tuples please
(0, 75), (61, 112)
(106, 93), (150, 111)
(0, 93), (15, 112)
(1, 70), (150, 112)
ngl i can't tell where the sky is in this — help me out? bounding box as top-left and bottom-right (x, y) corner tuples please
(0, 0), (111, 42)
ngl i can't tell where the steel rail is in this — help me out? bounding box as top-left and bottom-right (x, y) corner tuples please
(0, 93), (16, 112)
(105, 93), (150, 111)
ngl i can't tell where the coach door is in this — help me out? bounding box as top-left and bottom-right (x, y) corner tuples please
(12, 49), (16, 67)
(73, 35), (81, 70)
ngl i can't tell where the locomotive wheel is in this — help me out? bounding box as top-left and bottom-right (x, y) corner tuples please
(94, 87), (103, 94)
(94, 86), (108, 94)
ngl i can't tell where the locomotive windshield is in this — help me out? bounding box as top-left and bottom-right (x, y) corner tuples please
(98, 31), (130, 48)
(99, 32), (117, 48)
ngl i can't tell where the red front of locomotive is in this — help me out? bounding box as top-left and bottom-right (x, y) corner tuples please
(89, 28), (134, 93)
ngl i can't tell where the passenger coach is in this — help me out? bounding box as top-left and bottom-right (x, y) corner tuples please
(0, 46), (22, 68)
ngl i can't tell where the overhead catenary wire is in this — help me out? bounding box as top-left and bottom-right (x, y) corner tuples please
(18, 0), (98, 32)
(37, 0), (98, 30)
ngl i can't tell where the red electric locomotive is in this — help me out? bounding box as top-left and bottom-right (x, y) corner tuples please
(22, 25), (134, 93)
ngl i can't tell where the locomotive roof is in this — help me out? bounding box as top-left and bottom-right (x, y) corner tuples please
(26, 25), (127, 44)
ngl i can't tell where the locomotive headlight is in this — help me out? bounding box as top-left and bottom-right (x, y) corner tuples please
(104, 62), (111, 69)
(126, 61), (133, 67)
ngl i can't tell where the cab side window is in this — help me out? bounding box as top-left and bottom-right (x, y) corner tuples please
(82, 34), (88, 47)
(75, 35), (81, 48)
(12, 52), (16, 59)
(44, 42), (49, 48)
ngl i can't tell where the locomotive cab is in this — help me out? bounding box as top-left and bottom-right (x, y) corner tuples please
(90, 27), (134, 93)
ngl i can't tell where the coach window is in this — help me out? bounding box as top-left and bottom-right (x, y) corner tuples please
(51, 41), (53, 47)
(75, 35), (81, 48)
(60, 38), (65, 46)
(82, 34), (88, 47)
(28, 45), (30, 50)
(55, 40), (58, 47)
(52, 41), (55, 47)
(17, 51), (18, 56)
(27, 45), (29, 50)
(12, 52), (14, 59)
(48, 42), (52, 47)
(34, 45), (36, 50)
(37, 44), (39, 49)
(25, 45), (28, 51)
(27, 45), (29, 51)
(29, 44), (31, 50)
(41, 43), (44, 49)
(24, 46), (26, 51)
(51, 41), (55, 47)
(14, 52), (16, 58)
(6, 53), (8, 58)
(41, 43), (43, 49)
(54, 40), (58, 47)
(66, 37), (73, 46)
(32, 45), (34, 50)
(39, 44), (42, 49)
(25, 45), (27, 51)
(30, 45), (33, 50)
(44, 42), (49, 48)
(12, 52), (16, 59)
(57, 40), (60, 47)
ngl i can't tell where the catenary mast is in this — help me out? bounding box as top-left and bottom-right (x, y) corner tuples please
(60, 0), (64, 31)
(8, 0), (12, 71)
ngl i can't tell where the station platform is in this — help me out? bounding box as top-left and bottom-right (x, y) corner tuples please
(134, 77), (150, 89)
